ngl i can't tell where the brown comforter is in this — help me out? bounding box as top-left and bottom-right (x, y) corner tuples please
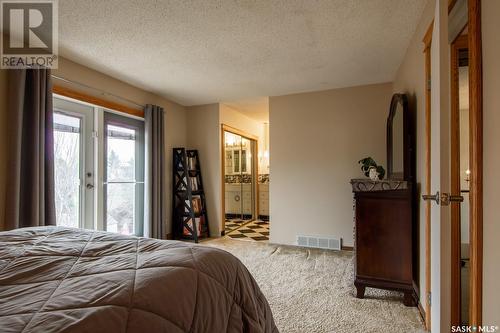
(0, 227), (278, 333)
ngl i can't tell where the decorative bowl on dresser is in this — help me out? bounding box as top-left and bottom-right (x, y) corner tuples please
(351, 93), (418, 306)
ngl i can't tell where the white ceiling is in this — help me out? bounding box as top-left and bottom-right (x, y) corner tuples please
(58, 0), (426, 106)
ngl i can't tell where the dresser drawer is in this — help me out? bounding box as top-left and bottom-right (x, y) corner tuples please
(352, 186), (416, 306)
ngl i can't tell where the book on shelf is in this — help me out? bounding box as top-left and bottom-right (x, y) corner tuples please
(189, 176), (198, 191)
(183, 216), (204, 236)
(185, 195), (203, 215)
(187, 156), (196, 170)
(192, 195), (202, 214)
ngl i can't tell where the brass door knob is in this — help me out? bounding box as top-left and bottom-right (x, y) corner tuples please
(422, 191), (464, 206)
(422, 191), (440, 205)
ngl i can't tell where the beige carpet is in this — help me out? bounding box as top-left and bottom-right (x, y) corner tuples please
(203, 238), (426, 333)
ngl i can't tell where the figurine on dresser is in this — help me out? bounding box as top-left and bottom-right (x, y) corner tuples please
(351, 93), (418, 306)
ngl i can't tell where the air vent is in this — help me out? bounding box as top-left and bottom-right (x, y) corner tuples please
(296, 235), (342, 250)
(297, 236), (308, 247)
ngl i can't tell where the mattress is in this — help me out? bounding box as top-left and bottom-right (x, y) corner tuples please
(0, 227), (278, 333)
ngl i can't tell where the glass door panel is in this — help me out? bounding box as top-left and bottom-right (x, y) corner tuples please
(224, 131), (243, 232)
(53, 113), (81, 228)
(240, 137), (254, 220)
(223, 131), (256, 233)
(458, 48), (470, 326)
(53, 97), (94, 229)
(104, 113), (144, 236)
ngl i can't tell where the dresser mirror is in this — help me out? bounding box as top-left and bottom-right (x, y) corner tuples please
(387, 94), (410, 180)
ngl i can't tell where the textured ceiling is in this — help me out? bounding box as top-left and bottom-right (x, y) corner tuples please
(58, 0), (426, 106)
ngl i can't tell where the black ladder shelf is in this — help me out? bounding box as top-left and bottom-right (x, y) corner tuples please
(172, 148), (209, 242)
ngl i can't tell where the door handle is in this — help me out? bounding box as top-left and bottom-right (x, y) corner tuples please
(422, 191), (441, 205)
(86, 183), (94, 189)
(422, 191), (463, 206)
(442, 193), (464, 205)
(449, 195), (464, 202)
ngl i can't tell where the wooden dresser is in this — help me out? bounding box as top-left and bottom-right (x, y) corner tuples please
(351, 179), (417, 306)
(351, 93), (417, 306)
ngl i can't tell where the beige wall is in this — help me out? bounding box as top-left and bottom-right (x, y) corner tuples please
(392, 0), (435, 311)
(184, 103), (266, 237)
(186, 103), (221, 237)
(219, 104), (266, 173)
(269, 83), (392, 247)
(220, 104), (264, 139)
(0, 69), (7, 231)
(482, 0), (500, 324)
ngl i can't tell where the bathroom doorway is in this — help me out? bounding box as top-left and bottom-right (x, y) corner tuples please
(221, 125), (258, 235)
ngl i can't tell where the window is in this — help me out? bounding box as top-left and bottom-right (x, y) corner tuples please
(53, 96), (145, 235)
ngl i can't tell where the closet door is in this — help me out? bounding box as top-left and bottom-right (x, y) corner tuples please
(240, 137), (254, 220)
(224, 132), (243, 220)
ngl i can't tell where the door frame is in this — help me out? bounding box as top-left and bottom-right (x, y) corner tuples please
(465, 0), (483, 326)
(449, 0), (483, 327)
(450, 33), (468, 326)
(220, 124), (259, 235)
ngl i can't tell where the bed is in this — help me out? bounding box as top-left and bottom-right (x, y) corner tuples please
(0, 227), (278, 333)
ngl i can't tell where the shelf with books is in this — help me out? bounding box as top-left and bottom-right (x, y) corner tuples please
(172, 148), (209, 242)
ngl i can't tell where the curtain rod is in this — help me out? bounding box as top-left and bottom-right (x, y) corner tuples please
(51, 74), (145, 109)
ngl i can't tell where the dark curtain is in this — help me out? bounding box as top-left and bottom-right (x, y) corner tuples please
(144, 104), (165, 239)
(5, 68), (55, 230)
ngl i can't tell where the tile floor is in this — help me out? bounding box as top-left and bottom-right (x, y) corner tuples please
(224, 218), (251, 234)
(225, 220), (269, 242)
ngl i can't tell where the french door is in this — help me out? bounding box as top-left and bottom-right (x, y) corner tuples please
(53, 97), (94, 230)
(53, 96), (145, 235)
(103, 113), (145, 236)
